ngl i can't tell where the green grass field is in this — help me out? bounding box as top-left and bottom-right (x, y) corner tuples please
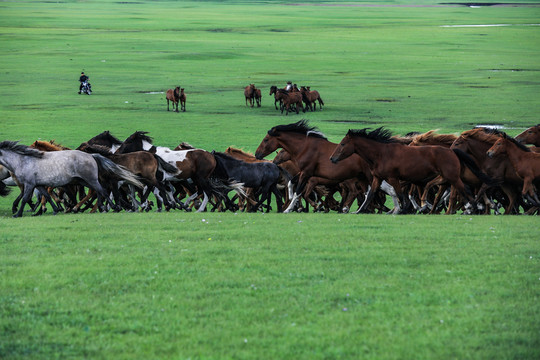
(1, 1), (539, 359)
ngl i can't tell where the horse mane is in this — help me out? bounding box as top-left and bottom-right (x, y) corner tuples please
(125, 131), (154, 144)
(461, 127), (503, 143)
(347, 127), (397, 143)
(268, 120), (327, 139)
(226, 147), (255, 157)
(31, 140), (67, 151)
(78, 143), (113, 156)
(501, 132), (531, 152)
(89, 130), (123, 145)
(0, 140), (43, 158)
(410, 130), (457, 146)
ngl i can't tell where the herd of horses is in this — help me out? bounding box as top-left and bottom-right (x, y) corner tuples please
(246, 84), (324, 114)
(1, 121), (539, 217)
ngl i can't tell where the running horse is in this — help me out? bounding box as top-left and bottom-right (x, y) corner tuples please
(329, 128), (485, 214)
(0, 141), (142, 217)
(515, 124), (540, 146)
(300, 86), (324, 111)
(487, 133), (540, 206)
(255, 120), (378, 213)
(78, 130), (124, 153)
(115, 131), (244, 212)
(166, 86), (180, 112)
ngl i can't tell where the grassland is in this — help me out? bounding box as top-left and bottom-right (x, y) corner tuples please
(1, 1), (539, 359)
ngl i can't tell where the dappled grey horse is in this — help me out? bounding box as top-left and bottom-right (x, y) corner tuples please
(0, 141), (142, 217)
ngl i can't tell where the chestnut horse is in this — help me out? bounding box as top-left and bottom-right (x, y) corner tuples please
(255, 120), (377, 213)
(244, 84), (255, 107)
(515, 124), (540, 146)
(276, 89), (304, 115)
(329, 127), (484, 214)
(166, 86), (180, 112)
(487, 133), (540, 206)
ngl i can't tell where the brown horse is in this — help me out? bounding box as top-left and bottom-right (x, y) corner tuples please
(244, 84), (255, 107)
(269, 85), (285, 110)
(255, 120), (375, 213)
(329, 127), (483, 214)
(300, 86), (324, 111)
(487, 133), (540, 206)
(451, 128), (525, 214)
(179, 88), (186, 112)
(276, 89), (304, 115)
(254, 88), (262, 107)
(166, 86), (180, 112)
(515, 124), (540, 146)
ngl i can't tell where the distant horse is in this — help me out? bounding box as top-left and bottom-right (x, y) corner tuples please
(244, 84), (255, 107)
(255, 120), (378, 213)
(276, 89), (304, 115)
(212, 151), (283, 212)
(166, 86), (180, 112)
(329, 127), (486, 214)
(179, 88), (186, 112)
(0, 141), (142, 217)
(300, 86), (324, 111)
(269, 85), (285, 110)
(515, 124), (540, 146)
(487, 133), (540, 206)
(254, 88), (262, 107)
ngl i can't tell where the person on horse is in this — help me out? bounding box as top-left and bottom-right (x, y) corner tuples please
(78, 72), (89, 94)
(285, 81), (292, 91)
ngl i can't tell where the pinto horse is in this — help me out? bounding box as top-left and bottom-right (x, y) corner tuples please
(515, 124), (540, 146)
(329, 128), (484, 214)
(166, 86), (180, 112)
(244, 84), (255, 107)
(255, 120), (379, 213)
(487, 133), (540, 206)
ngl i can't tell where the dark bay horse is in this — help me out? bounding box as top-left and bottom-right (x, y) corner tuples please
(254, 87), (262, 107)
(487, 133), (540, 206)
(0, 141), (142, 217)
(166, 86), (180, 112)
(212, 151), (283, 212)
(515, 124), (540, 146)
(78, 130), (124, 153)
(179, 88), (186, 112)
(276, 89), (303, 115)
(255, 120), (377, 213)
(329, 128), (483, 214)
(269, 85), (285, 110)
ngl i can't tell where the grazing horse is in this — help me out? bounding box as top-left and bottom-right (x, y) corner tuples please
(179, 88), (186, 112)
(244, 84), (255, 107)
(276, 89), (304, 115)
(0, 141), (142, 217)
(255, 120), (378, 213)
(515, 124), (540, 146)
(487, 133), (540, 206)
(329, 128), (484, 214)
(166, 86), (180, 112)
(212, 152), (283, 212)
(300, 86), (324, 111)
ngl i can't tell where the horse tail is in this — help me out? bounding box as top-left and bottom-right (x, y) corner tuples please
(209, 177), (247, 198)
(154, 155), (179, 175)
(318, 96), (324, 106)
(452, 149), (497, 186)
(0, 181), (11, 197)
(92, 154), (145, 189)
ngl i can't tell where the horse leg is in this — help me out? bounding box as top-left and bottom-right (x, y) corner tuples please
(357, 177), (382, 213)
(167, 99), (170, 111)
(14, 185), (35, 218)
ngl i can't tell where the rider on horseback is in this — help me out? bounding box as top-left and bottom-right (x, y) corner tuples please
(78, 72), (89, 94)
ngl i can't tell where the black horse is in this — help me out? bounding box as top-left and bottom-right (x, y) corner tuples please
(212, 151), (283, 212)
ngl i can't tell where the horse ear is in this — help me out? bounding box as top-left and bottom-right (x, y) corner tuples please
(211, 150), (215, 154)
